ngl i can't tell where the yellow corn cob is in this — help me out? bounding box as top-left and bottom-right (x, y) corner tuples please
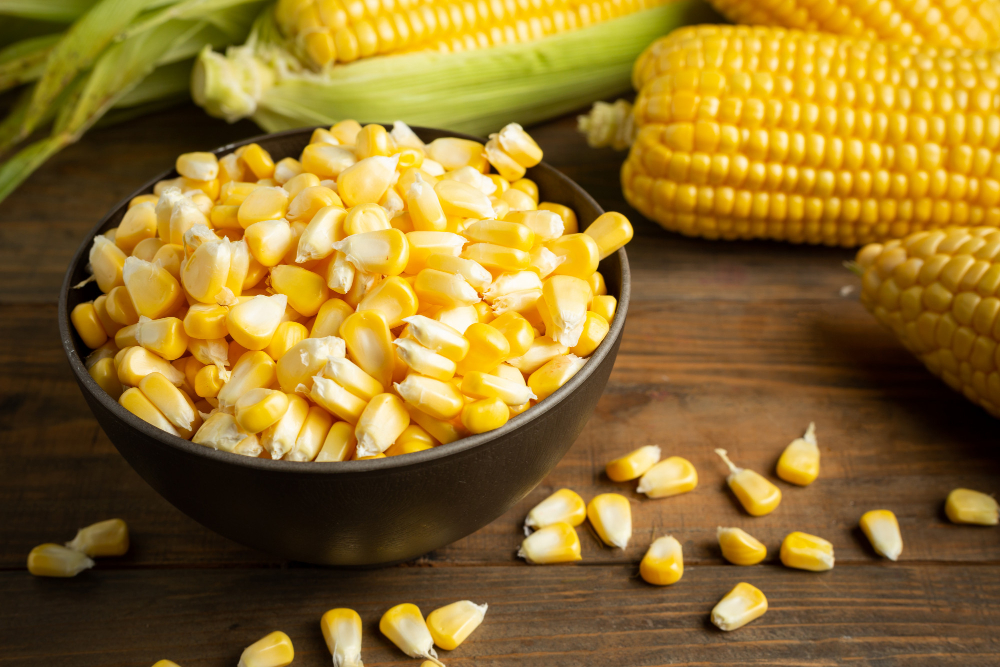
(857, 227), (1000, 416)
(586, 25), (1000, 247)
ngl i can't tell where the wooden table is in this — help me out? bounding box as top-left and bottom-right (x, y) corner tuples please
(2, 105), (999, 666)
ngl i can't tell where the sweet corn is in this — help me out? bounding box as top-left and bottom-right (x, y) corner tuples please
(570, 312), (609, 357)
(415, 269), (480, 308)
(462, 243), (531, 273)
(89, 236), (127, 293)
(271, 265), (329, 317)
(587, 493), (632, 549)
(426, 254), (492, 293)
(135, 317), (189, 361)
(717, 527), (767, 566)
(238, 631), (294, 667)
(66, 518), (129, 557)
(227, 294), (288, 350)
(519, 521), (582, 563)
(117, 347), (185, 388)
(316, 421), (358, 462)
(640, 535), (683, 586)
(297, 206), (347, 263)
(427, 600), (488, 651)
(123, 257), (185, 319)
(859, 510), (903, 561)
(711, 583), (768, 631)
(235, 388), (291, 434)
(507, 336), (568, 374)
(218, 351), (277, 408)
(780, 532), (835, 572)
(457, 323), (510, 375)
(138, 372), (203, 438)
(195, 364), (225, 398)
(461, 371), (535, 406)
(385, 439), (435, 456)
(538, 275), (591, 347)
(395, 374), (465, 421)
(591, 295), (617, 323)
(311, 298), (354, 338)
(584, 212), (633, 260)
(528, 354), (586, 401)
(261, 394), (311, 459)
(355, 393), (410, 457)
(358, 277), (419, 327)
(310, 375), (368, 424)
(264, 322), (308, 361)
(27, 544), (95, 577)
(545, 234), (599, 279)
(715, 449), (781, 517)
(395, 338), (456, 381)
(461, 397), (510, 434)
(119, 387), (182, 436)
(606, 445), (661, 482)
(524, 489), (587, 531)
(245, 219), (293, 266)
(341, 310), (395, 387)
(107, 286), (140, 325)
(945, 488), (1000, 525)
(89, 357), (123, 398)
(71, 302), (109, 349)
(486, 312), (534, 358)
(776, 422), (819, 486)
(333, 229), (409, 276)
(151, 661), (182, 667)
(379, 604), (443, 665)
(275, 336), (346, 394)
(321, 608), (363, 667)
(184, 304), (229, 339)
(193, 412), (253, 454)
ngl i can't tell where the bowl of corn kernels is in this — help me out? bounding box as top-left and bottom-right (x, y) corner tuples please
(59, 121), (633, 565)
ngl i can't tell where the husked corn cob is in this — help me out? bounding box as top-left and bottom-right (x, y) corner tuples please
(587, 25), (1000, 247)
(857, 227), (1000, 417)
(71, 121), (633, 463)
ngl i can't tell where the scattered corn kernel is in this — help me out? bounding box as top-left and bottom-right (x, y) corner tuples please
(27, 543), (95, 577)
(945, 488), (999, 526)
(860, 510), (903, 561)
(587, 493), (632, 549)
(606, 445), (661, 482)
(427, 600), (488, 651)
(717, 527), (767, 566)
(711, 583), (768, 631)
(780, 531), (835, 572)
(715, 449), (781, 517)
(237, 630), (294, 667)
(636, 456), (697, 498)
(321, 608), (363, 667)
(640, 535), (683, 586)
(379, 603), (443, 665)
(518, 521), (582, 564)
(65, 518), (129, 557)
(776, 422), (819, 486)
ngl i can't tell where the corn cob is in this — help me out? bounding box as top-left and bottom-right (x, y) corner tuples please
(192, 0), (719, 135)
(857, 226), (1000, 417)
(583, 24), (1000, 246)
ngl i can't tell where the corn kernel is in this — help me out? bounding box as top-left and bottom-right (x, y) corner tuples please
(395, 374), (465, 420)
(426, 137), (487, 172)
(311, 297), (354, 337)
(395, 338), (456, 380)
(461, 242), (531, 273)
(584, 212), (633, 260)
(461, 371), (535, 406)
(427, 600), (488, 651)
(235, 388), (290, 434)
(138, 372), (203, 438)
(355, 124), (392, 158)
(106, 285), (139, 325)
(333, 228), (409, 276)
(297, 205), (347, 263)
(116, 202), (158, 255)
(183, 304), (229, 339)
(237, 630), (294, 667)
(301, 143), (356, 179)
(587, 493), (632, 549)
(546, 234), (600, 279)
(271, 265), (329, 317)
(403, 315), (470, 362)
(316, 421), (357, 462)
(194, 364), (224, 398)
(117, 347), (185, 388)
(538, 202), (577, 234)
(135, 317), (189, 361)
(245, 218), (293, 266)
(261, 393), (310, 459)
(528, 353), (585, 401)
(341, 310), (395, 387)
(717, 527), (767, 566)
(425, 253), (492, 291)
(193, 412), (251, 454)
(780, 531), (835, 572)
(89, 236), (127, 294)
(415, 268), (480, 307)
(860, 510), (903, 561)
(606, 445), (661, 482)
(227, 294), (287, 350)
(310, 375), (368, 424)
(635, 455), (698, 498)
(518, 521), (582, 563)
(355, 393), (410, 457)
(507, 336), (568, 374)
(123, 257), (185, 319)
(71, 302), (109, 349)
(776, 422), (820, 486)
(711, 583), (768, 631)
(321, 608), (363, 667)
(945, 488), (999, 525)
(65, 518), (129, 557)
(89, 356), (123, 398)
(456, 322), (510, 375)
(385, 439), (435, 456)
(380, 603), (442, 665)
(715, 449), (782, 517)
(27, 543), (95, 577)
(591, 295), (617, 323)
(571, 311), (609, 357)
(218, 350), (277, 408)
(640, 535), (683, 586)
(461, 397), (509, 434)
(524, 488), (586, 532)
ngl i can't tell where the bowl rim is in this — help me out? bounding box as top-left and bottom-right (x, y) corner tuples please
(58, 124), (631, 476)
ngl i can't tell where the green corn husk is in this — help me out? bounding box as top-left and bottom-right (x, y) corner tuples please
(193, 0), (718, 136)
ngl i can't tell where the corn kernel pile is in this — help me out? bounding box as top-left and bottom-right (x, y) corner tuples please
(70, 120), (634, 462)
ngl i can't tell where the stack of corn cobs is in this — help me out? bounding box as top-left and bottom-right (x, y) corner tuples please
(577, 0), (1000, 417)
(71, 121), (634, 461)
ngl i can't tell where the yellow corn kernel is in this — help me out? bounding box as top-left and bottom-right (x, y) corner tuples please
(606, 445), (661, 482)
(301, 143), (357, 179)
(311, 298), (354, 337)
(343, 202), (390, 237)
(456, 322), (510, 375)
(524, 489), (586, 531)
(427, 600), (488, 651)
(461, 242), (530, 273)
(237, 186), (288, 229)
(274, 156), (304, 185)
(333, 228), (409, 276)
(587, 493), (632, 549)
(337, 155), (398, 207)
(316, 421), (357, 462)
(859, 510), (903, 561)
(192, 412), (250, 454)
(183, 304), (228, 339)
(116, 202), (158, 255)
(584, 211), (633, 260)
(355, 124), (391, 158)
(238, 630), (294, 667)
(240, 143), (275, 179)
(484, 271), (542, 305)
(717, 527), (767, 566)
(322, 357), (383, 401)
(135, 317), (189, 361)
(119, 387), (181, 436)
(487, 311), (534, 358)
(221, 181), (259, 206)
(297, 205), (346, 263)
(325, 120), (360, 145)
(359, 276), (418, 327)
(27, 543), (95, 577)
(355, 453), (386, 460)
(434, 179), (494, 220)
(425, 137), (487, 172)
(395, 338), (456, 380)
(276, 336), (346, 393)
(287, 185), (341, 224)
(282, 173), (320, 200)
(776, 422), (819, 486)
(528, 353), (585, 401)
(129, 193), (159, 208)
(711, 583), (768, 632)
(321, 608), (363, 667)
(341, 310), (395, 387)
(405, 403), (464, 445)
(396, 424), (436, 447)
(404, 231), (466, 274)
(415, 269), (480, 308)
(71, 302), (108, 349)
(106, 285), (140, 326)
(270, 265), (329, 318)
(587, 272), (607, 297)
(590, 294), (617, 323)
(235, 388), (290, 434)
(540, 275), (591, 347)
(66, 518), (129, 557)
(945, 488), (1000, 525)
(176, 152), (219, 181)
(404, 315), (469, 361)
(781, 529), (838, 575)
(151, 243), (184, 280)
(485, 136), (524, 181)
(494, 123), (542, 168)
(504, 212), (561, 247)
(501, 188), (535, 211)
(218, 350), (277, 408)
(286, 405), (334, 462)
(636, 456), (698, 498)
(138, 372), (202, 439)
(460, 371), (535, 406)
(89, 236), (127, 294)
(261, 393), (311, 459)
(385, 439), (435, 456)
(89, 356), (123, 398)
(510, 178), (539, 203)
(640, 535), (683, 586)
(152, 661), (181, 667)
(463, 219), (534, 252)
(407, 175), (448, 232)
(571, 311), (609, 357)
(227, 294), (287, 350)
(210, 204), (241, 230)
(123, 257), (185, 320)
(507, 336), (568, 374)
(194, 364), (224, 398)
(244, 218), (293, 267)
(354, 392), (410, 457)
(425, 256), (491, 297)
(715, 449), (782, 517)
(118, 347), (185, 388)
(188, 337), (229, 371)
(395, 374), (465, 420)
(518, 521), (582, 564)
(380, 604), (442, 665)
(461, 397), (509, 434)
(310, 375), (367, 424)
(537, 202), (577, 235)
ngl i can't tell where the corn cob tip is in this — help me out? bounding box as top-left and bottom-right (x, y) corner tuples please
(192, 45), (275, 124)
(578, 100), (634, 151)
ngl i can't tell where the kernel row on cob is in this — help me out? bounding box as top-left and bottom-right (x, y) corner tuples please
(70, 120), (635, 463)
(581, 24), (1000, 247)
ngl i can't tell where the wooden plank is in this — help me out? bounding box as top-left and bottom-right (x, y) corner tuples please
(3, 563), (1000, 666)
(2, 302), (998, 568)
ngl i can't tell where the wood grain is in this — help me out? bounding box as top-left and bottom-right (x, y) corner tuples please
(1, 103), (998, 664)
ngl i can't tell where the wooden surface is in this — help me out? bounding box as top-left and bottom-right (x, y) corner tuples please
(2, 105), (1000, 665)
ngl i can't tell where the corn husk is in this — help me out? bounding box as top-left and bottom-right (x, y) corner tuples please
(193, 0), (719, 136)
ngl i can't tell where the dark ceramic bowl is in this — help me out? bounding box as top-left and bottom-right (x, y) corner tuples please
(59, 126), (630, 566)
